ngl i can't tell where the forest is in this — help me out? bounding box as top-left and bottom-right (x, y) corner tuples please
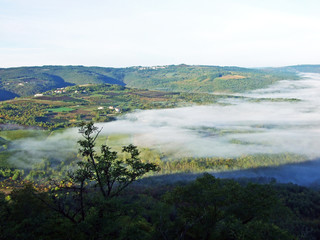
(0, 64), (301, 100)
(0, 123), (319, 240)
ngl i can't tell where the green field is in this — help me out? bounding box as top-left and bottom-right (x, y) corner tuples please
(46, 107), (75, 113)
(0, 129), (49, 141)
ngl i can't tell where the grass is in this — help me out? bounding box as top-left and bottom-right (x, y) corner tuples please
(0, 151), (14, 168)
(0, 130), (49, 141)
(46, 107), (75, 113)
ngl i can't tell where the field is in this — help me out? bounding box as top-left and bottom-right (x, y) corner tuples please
(46, 107), (75, 113)
(0, 84), (237, 129)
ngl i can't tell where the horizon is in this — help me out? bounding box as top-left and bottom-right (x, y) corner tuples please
(1, 63), (320, 70)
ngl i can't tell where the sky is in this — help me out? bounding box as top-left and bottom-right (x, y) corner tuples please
(1, 0), (320, 68)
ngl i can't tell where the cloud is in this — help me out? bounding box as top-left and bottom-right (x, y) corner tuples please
(2, 0), (320, 67)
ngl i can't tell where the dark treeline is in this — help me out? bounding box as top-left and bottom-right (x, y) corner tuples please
(1, 174), (320, 240)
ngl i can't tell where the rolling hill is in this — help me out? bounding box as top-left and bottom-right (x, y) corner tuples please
(0, 64), (304, 100)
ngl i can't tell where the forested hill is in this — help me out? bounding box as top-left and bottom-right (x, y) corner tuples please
(279, 64), (320, 73)
(0, 65), (299, 100)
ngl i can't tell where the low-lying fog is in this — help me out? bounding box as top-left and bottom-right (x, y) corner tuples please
(7, 73), (320, 185)
(97, 73), (320, 159)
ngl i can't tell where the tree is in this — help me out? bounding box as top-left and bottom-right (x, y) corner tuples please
(50, 122), (160, 223)
(163, 174), (294, 240)
(75, 122), (160, 198)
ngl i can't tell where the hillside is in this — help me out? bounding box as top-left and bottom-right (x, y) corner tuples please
(0, 65), (299, 100)
(123, 65), (298, 92)
(280, 64), (320, 73)
(0, 83), (236, 129)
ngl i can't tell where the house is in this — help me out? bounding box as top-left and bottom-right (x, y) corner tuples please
(97, 107), (104, 110)
(34, 93), (44, 97)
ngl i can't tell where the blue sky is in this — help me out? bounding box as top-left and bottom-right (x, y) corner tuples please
(1, 0), (320, 68)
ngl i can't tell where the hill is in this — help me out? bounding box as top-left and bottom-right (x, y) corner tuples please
(279, 64), (320, 73)
(123, 65), (299, 92)
(0, 65), (300, 100)
(0, 83), (238, 129)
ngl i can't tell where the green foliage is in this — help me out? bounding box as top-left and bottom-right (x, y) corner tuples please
(0, 65), (301, 101)
(40, 122), (160, 224)
(280, 64), (320, 73)
(155, 153), (306, 174)
(0, 102), (60, 129)
(163, 174), (294, 239)
(0, 83), (229, 129)
(73, 122), (160, 199)
(0, 67), (73, 98)
(123, 65), (299, 93)
(2, 171), (320, 239)
(46, 107), (75, 112)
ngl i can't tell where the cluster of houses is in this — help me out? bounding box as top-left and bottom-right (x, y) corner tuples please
(54, 87), (67, 94)
(135, 65), (167, 71)
(74, 90), (87, 94)
(33, 86), (121, 114)
(97, 106), (121, 113)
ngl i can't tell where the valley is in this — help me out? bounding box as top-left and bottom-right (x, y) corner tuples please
(1, 66), (320, 186)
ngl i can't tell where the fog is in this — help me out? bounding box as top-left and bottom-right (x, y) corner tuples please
(5, 73), (320, 184)
(94, 73), (320, 159)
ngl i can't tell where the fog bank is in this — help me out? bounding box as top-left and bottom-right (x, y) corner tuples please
(95, 73), (320, 159)
(5, 73), (320, 184)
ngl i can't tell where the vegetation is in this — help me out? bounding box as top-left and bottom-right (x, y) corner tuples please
(1, 172), (320, 239)
(0, 124), (319, 239)
(1, 64), (319, 238)
(155, 153), (306, 174)
(0, 65), (300, 100)
(280, 64), (320, 73)
(123, 65), (299, 93)
(0, 83), (238, 129)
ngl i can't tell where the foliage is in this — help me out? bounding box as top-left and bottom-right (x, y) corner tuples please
(0, 83), (230, 129)
(43, 122), (159, 223)
(74, 122), (159, 198)
(156, 153), (306, 174)
(0, 65), (301, 100)
(280, 64), (320, 73)
(3, 173), (320, 239)
(163, 174), (294, 239)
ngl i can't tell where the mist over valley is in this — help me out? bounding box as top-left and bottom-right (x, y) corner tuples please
(2, 72), (320, 185)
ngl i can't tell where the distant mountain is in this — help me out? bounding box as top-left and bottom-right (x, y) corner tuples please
(279, 65), (320, 73)
(0, 64), (301, 101)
